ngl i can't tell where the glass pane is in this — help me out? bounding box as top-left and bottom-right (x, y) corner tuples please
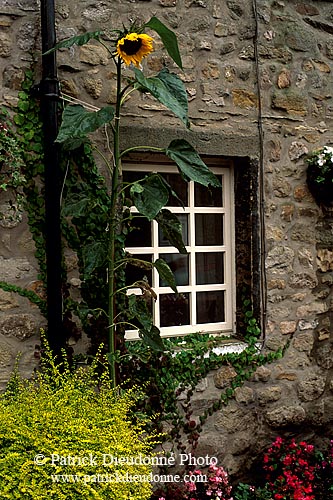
(125, 254), (152, 287)
(159, 213), (188, 247)
(196, 291), (225, 324)
(160, 293), (190, 327)
(195, 214), (223, 246)
(196, 252), (224, 285)
(159, 254), (189, 286)
(126, 216), (151, 247)
(162, 173), (188, 206)
(195, 175), (223, 207)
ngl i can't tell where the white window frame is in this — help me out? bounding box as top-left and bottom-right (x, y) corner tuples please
(124, 162), (235, 339)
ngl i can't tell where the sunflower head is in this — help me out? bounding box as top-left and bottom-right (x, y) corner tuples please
(116, 32), (154, 67)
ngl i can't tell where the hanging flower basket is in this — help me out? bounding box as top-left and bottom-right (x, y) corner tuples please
(306, 146), (333, 206)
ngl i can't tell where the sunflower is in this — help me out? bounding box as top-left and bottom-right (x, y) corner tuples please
(116, 32), (154, 67)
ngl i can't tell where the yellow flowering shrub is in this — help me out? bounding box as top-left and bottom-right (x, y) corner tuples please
(0, 349), (157, 499)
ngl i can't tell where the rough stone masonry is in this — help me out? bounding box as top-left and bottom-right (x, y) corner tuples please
(1, 0), (333, 477)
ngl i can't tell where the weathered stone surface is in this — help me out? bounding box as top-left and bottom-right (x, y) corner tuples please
(271, 90), (308, 115)
(0, 33), (11, 57)
(80, 45), (109, 66)
(297, 373), (326, 401)
(288, 141), (309, 161)
(266, 246), (294, 273)
(0, 313), (39, 340)
(265, 405), (306, 427)
(317, 249), (333, 272)
(315, 342), (333, 369)
(215, 404), (255, 433)
(214, 365), (237, 389)
(0, 256), (36, 282)
(279, 321), (297, 335)
(0, 290), (18, 310)
(234, 386), (254, 404)
(252, 365), (271, 382)
(257, 386), (282, 405)
(293, 332), (314, 354)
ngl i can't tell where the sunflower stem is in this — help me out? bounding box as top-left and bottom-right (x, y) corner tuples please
(108, 57), (122, 388)
(120, 145), (165, 158)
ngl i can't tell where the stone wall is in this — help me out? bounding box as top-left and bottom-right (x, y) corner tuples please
(1, 0), (333, 477)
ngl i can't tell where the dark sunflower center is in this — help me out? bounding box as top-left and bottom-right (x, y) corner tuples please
(122, 38), (142, 56)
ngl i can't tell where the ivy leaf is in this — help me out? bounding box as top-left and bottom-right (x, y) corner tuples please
(82, 240), (107, 277)
(154, 258), (177, 293)
(62, 193), (91, 217)
(144, 17), (182, 69)
(155, 209), (187, 254)
(56, 105), (115, 148)
(133, 68), (189, 128)
(43, 31), (104, 54)
(139, 325), (165, 352)
(166, 139), (221, 188)
(130, 173), (169, 220)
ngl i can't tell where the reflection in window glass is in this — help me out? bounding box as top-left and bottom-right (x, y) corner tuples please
(196, 253), (224, 285)
(159, 254), (189, 286)
(162, 173), (188, 206)
(160, 293), (190, 326)
(195, 214), (223, 246)
(126, 216), (151, 247)
(195, 175), (223, 207)
(196, 291), (225, 324)
(159, 213), (188, 247)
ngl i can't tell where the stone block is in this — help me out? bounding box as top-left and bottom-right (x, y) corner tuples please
(297, 372), (326, 401)
(213, 365), (237, 389)
(265, 405), (306, 427)
(0, 313), (39, 340)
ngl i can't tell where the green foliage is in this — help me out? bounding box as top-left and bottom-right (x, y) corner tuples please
(144, 17), (183, 69)
(0, 281), (46, 316)
(0, 340), (157, 500)
(133, 68), (189, 127)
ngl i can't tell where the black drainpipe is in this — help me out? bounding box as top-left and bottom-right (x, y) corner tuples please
(40, 0), (65, 355)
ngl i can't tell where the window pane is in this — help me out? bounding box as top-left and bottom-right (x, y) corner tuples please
(159, 213), (188, 247)
(196, 291), (225, 324)
(195, 175), (223, 207)
(195, 214), (223, 246)
(126, 216), (151, 247)
(159, 254), (189, 286)
(160, 293), (190, 327)
(196, 252), (224, 285)
(125, 254), (152, 286)
(162, 173), (188, 206)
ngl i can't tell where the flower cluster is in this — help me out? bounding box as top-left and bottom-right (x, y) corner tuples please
(184, 465), (233, 500)
(263, 437), (318, 500)
(306, 145), (333, 205)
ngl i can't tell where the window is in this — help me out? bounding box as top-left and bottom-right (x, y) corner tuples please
(124, 159), (235, 339)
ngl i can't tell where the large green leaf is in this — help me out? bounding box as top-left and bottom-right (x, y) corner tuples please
(166, 139), (221, 188)
(56, 105), (115, 146)
(139, 325), (165, 352)
(128, 295), (153, 332)
(144, 17), (182, 69)
(155, 209), (187, 254)
(154, 258), (177, 293)
(44, 31), (104, 54)
(130, 173), (169, 220)
(134, 68), (189, 128)
(82, 240), (107, 277)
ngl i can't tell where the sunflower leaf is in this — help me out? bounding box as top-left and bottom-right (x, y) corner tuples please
(155, 209), (188, 254)
(56, 104), (115, 148)
(43, 31), (104, 54)
(139, 325), (165, 352)
(166, 139), (221, 188)
(144, 17), (182, 69)
(82, 240), (107, 278)
(130, 173), (169, 220)
(134, 68), (189, 128)
(128, 295), (153, 332)
(154, 258), (178, 293)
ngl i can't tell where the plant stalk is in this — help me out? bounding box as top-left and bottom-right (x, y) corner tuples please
(108, 57), (122, 387)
